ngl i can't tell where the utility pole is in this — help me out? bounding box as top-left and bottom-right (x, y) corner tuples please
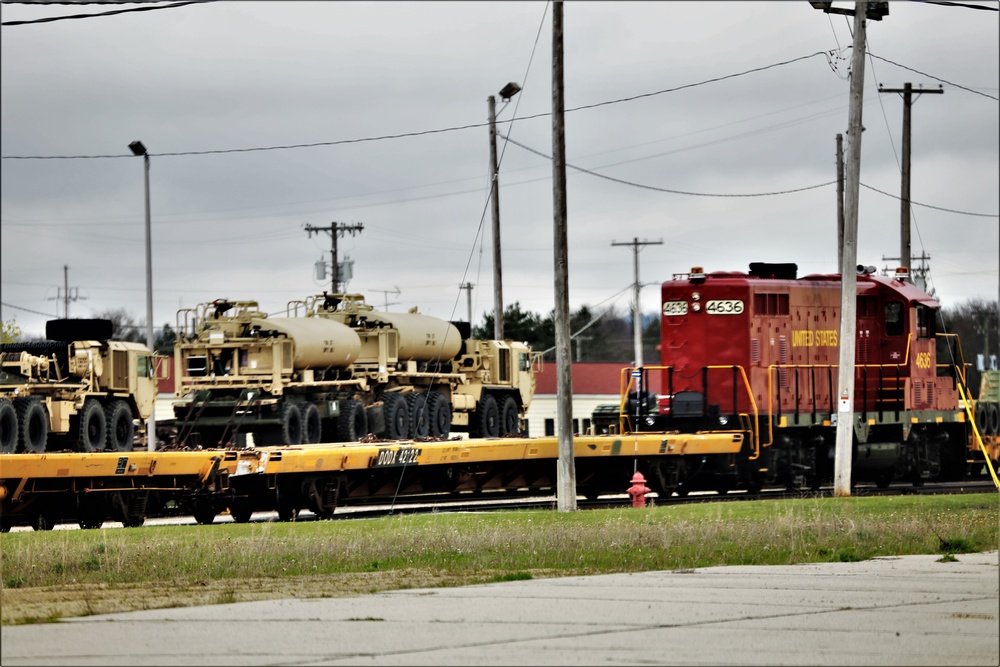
(488, 94), (505, 341)
(487, 82), (522, 341)
(612, 238), (663, 368)
(49, 265), (84, 318)
(833, 0), (870, 498)
(878, 83), (943, 276)
(552, 0), (577, 512)
(836, 133), (845, 270)
(305, 222), (363, 293)
(459, 282), (474, 324)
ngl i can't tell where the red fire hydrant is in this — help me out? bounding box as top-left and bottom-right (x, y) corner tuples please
(628, 471), (652, 508)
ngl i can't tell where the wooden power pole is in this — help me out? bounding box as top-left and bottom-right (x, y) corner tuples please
(552, 0), (577, 512)
(305, 222), (364, 293)
(878, 83), (943, 275)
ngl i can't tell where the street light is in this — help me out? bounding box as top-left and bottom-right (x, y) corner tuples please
(128, 140), (156, 452)
(488, 81), (521, 340)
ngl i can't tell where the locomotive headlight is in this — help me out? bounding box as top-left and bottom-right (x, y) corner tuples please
(691, 292), (701, 301)
(692, 303), (701, 312)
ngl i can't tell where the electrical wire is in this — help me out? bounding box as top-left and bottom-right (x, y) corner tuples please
(0, 1), (211, 26)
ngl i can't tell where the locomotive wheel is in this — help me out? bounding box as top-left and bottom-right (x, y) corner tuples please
(299, 403), (322, 444)
(500, 396), (519, 436)
(406, 393), (429, 439)
(472, 394), (500, 439)
(382, 393), (409, 440)
(76, 398), (107, 452)
(336, 399), (368, 442)
(426, 392), (451, 438)
(15, 398), (48, 453)
(104, 400), (135, 452)
(0, 397), (16, 453)
(278, 401), (303, 445)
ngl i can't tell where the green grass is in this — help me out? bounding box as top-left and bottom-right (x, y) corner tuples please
(2, 493), (997, 590)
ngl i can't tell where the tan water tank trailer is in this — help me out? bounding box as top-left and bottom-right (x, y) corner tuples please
(249, 317), (362, 369)
(352, 311), (463, 362)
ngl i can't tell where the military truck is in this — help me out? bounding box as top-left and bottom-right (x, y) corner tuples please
(171, 293), (541, 447)
(0, 319), (157, 453)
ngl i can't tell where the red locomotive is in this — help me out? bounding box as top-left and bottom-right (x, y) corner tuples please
(631, 262), (975, 494)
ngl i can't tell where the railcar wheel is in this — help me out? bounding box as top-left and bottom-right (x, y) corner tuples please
(16, 398), (48, 453)
(472, 394), (499, 439)
(229, 500), (254, 524)
(0, 398), (17, 453)
(426, 392), (451, 438)
(104, 400), (135, 452)
(382, 393), (409, 440)
(193, 503), (217, 525)
(33, 512), (56, 531)
(76, 398), (107, 452)
(278, 401), (303, 445)
(406, 393), (429, 439)
(336, 399), (368, 442)
(299, 403), (322, 444)
(500, 396), (519, 436)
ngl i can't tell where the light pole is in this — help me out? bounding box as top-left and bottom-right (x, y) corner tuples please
(488, 81), (521, 341)
(129, 140), (156, 452)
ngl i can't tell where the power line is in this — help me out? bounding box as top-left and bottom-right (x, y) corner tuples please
(0, 1), (211, 27)
(867, 52), (999, 101)
(0, 51), (840, 160)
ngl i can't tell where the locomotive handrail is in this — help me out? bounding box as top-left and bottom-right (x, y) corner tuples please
(614, 364), (761, 460)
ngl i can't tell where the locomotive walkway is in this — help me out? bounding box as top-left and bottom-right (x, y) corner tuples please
(2, 550), (997, 666)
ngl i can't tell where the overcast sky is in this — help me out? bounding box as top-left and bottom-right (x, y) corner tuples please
(2, 0), (997, 342)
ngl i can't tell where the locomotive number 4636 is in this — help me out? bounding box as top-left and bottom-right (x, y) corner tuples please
(705, 299), (744, 315)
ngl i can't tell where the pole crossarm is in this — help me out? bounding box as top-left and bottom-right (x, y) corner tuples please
(305, 222), (364, 293)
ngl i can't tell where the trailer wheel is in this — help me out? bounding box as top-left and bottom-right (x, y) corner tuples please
(0, 398), (16, 453)
(104, 400), (135, 452)
(278, 401), (303, 445)
(500, 396), (519, 437)
(299, 403), (322, 444)
(16, 398), (48, 453)
(76, 398), (106, 452)
(382, 393), (409, 440)
(426, 392), (451, 438)
(406, 393), (429, 439)
(472, 394), (499, 439)
(336, 399), (368, 442)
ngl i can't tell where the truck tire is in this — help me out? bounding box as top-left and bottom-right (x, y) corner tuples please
(406, 392), (429, 439)
(278, 401), (303, 445)
(336, 399), (368, 442)
(500, 396), (519, 436)
(382, 393), (409, 440)
(426, 392), (451, 438)
(989, 404), (1000, 437)
(472, 394), (499, 439)
(0, 398), (16, 453)
(976, 403), (989, 434)
(76, 398), (107, 452)
(104, 400), (135, 452)
(16, 398), (48, 453)
(299, 403), (322, 444)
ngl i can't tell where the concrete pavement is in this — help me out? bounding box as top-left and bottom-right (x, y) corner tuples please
(2, 551), (997, 666)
